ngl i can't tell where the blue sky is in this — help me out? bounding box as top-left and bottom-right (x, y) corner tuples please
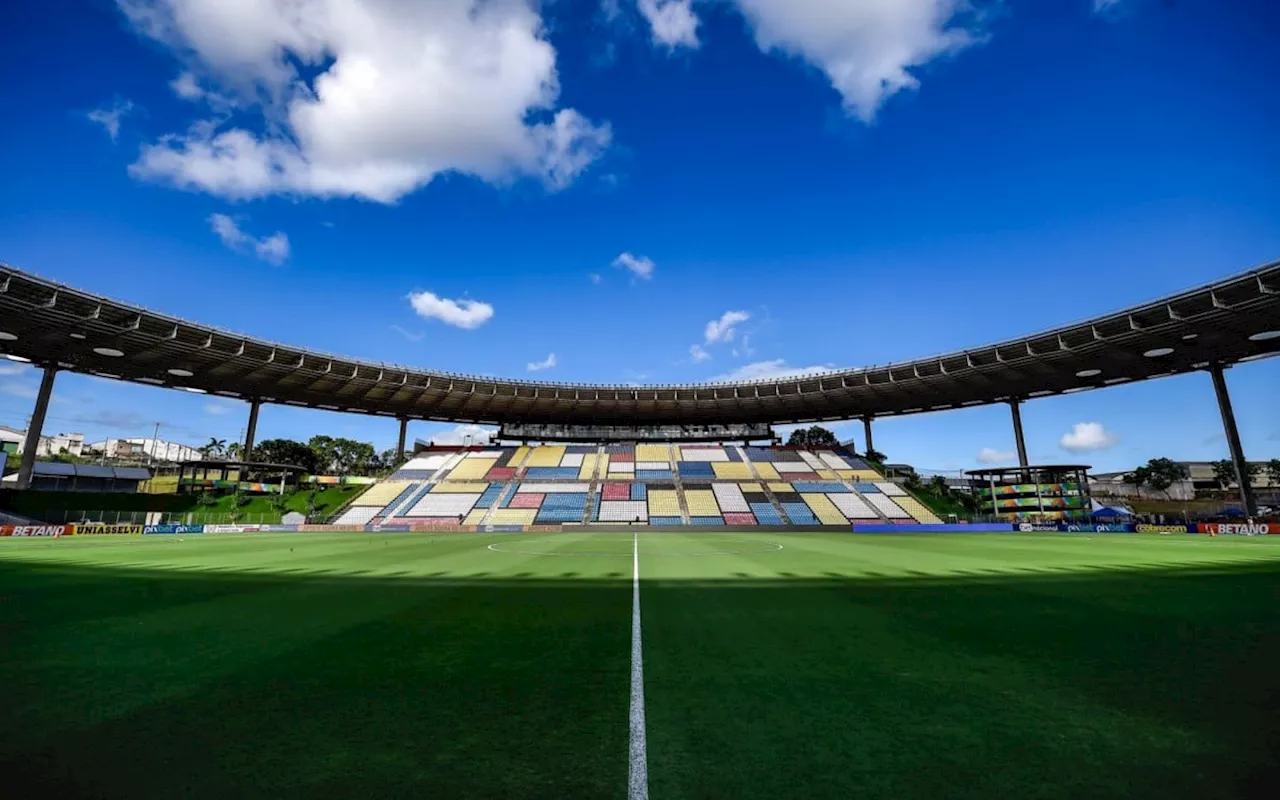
(1, 0), (1277, 472)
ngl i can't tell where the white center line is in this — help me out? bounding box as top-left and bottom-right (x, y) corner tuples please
(629, 532), (649, 800)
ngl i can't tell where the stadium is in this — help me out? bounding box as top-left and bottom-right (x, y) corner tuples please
(4, 2), (1280, 798)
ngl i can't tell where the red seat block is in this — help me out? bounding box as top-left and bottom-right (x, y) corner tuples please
(723, 512), (757, 526)
(509, 493), (544, 509)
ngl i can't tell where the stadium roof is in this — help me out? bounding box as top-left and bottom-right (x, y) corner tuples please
(0, 261), (1277, 426)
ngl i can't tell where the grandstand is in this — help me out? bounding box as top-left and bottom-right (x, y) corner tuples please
(335, 443), (942, 528)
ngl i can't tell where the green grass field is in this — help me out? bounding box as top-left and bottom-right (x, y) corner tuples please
(2, 531), (1279, 799)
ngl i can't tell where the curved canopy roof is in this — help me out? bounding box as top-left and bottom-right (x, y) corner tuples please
(0, 261), (1277, 426)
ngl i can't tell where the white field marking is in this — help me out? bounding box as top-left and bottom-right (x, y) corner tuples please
(629, 532), (649, 800)
(486, 540), (784, 557)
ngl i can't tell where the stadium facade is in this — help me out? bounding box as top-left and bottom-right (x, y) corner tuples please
(1, 261), (1277, 515)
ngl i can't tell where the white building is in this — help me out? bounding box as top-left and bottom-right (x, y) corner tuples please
(87, 437), (204, 463)
(36, 431), (85, 458)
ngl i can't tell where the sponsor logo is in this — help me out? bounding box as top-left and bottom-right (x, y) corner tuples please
(1135, 524), (1193, 534)
(77, 524), (144, 535)
(205, 525), (261, 534)
(143, 525), (205, 534)
(1197, 523), (1277, 535)
(0, 525), (68, 537)
(258, 525), (300, 533)
(1018, 523), (1061, 532)
(1063, 524), (1134, 533)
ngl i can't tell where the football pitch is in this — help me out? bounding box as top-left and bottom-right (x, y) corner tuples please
(2, 531), (1279, 799)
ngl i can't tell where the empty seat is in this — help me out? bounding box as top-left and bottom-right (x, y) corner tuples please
(647, 490), (682, 517)
(712, 483), (750, 513)
(711, 462), (754, 480)
(800, 493), (850, 525)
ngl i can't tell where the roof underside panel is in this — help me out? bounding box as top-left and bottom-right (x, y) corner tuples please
(0, 262), (1277, 425)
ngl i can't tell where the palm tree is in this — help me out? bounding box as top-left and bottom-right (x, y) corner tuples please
(205, 437), (227, 458)
(226, 442), (243, 460)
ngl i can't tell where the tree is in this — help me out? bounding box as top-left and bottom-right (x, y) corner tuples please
(252, 439), (320, 473)
(308, 435), (338, 474)
(864, 448), (886, 464)
(202, 437), (227, 458)
(1210, 459), (1236, 490)
(226, 442), (243, 460)
(1131, 457), (1189, 499)
(1245, 461), (1261, 485)
(1268, 459), (1280, 489)
(929, 474), (950, 497)
(786, 425), (839, 447)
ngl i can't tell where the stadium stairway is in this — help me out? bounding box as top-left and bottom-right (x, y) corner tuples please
(670, 460), (693, 525)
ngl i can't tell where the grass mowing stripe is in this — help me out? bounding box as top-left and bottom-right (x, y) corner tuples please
(629, 532), (649, 800)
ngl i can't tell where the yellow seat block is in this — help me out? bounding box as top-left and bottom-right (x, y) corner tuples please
(738, 482), (762, 493)
(712, 462), (754, 480)
(684, 489), (720, 517)
(352, 480), (412, 507)
(895, 496), (942, 523)
(768, 482), (793, 493)
(526, 446), (566, 467)
(801, 493), (850, 525)
(511, 446), (532, 467)
(852, 469), (882, 481)
(578, 453), (600, 480)
(636, 444), (670, 462)
(447, 458), (496, 481)
(816, 469), (837, 479)
(648, 490), (681, 516)
(487, 509), (538, 525)
(463, 508), (488, 525)
(432, 482), (490, 493)
(752, 463), (781, 481)
(835, 470), (856, 480)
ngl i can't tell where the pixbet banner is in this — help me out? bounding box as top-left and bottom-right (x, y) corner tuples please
(143, 525), (206, 534)
(0, 524), (70, 537)
(1061, 524), (1134, 533)
(76, 524), (144, 535)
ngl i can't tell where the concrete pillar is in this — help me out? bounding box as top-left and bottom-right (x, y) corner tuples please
(1008, 399), (1029, 469)
(243, 399), (261, 461)
(396, 417), (408, 464)
(16, 366), (57, 490)
(1209, 364), (1257, 517)
(862, 417), (874, 455)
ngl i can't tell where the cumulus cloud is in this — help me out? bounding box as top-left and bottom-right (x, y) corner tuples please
(170, 71), (204, 100)
(638, 0), (700, 50)
(613, 252), (655, 280)
(427, 423), (495, 446)
(709, 359), (834, 383)
(1060, 422), (1118, 453)
(407, 290), (494, 330)
(208, 214), (290, 265)
(977, 447), (1016, 464)
(729, 0), (982, 121)
(87, 99), (134, 141)
(689, 344), (711, 363)
(704, 310), (750, 344)
(527, 353), (557, 372)
(118, 0), (611, 203)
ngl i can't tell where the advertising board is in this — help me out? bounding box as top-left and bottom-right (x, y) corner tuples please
(1061, 524), (1134, 533)
(205, 524), (262, 533)
(1196, 523), (1279, 535)
(76, 524), (144, 535)
(0, 524), (70, 537)
(143, 525), (206, 534)
(1135, 524), (1195, 534)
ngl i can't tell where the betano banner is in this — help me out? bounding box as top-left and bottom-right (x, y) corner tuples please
(0, 524), (71, 537)
(1197, 522), (1279, 535)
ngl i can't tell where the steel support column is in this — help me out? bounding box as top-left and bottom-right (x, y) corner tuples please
(1209, 364), (1257, 517)
(243, 399), (261, 461)
(862, 416), (874, 456)
(1009, 399), (1029, 469)
(396, 417), (408, 463)
(16, 366), (57, 489)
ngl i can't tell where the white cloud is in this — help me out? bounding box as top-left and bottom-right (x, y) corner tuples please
(729, 0), (981, 121)
(704, 310), (749, 344)
(390, 324), (424, 342)
(709, 359), (834, 383)
(426, 423), (495, 446)
(87, 99), (134, 141)
(977, 447), (1015, 465)
(612, 252), (655, 280)
(689, 344), (711, 363)
(118, 0), (610, 203)
(589, 272), (602, 284)
(527, 353), (557, 372)
(1060, 422), (1118, 453)
(407, 290), (494, 330)
(170, 71), (204, 100)
(203, 402), (232, 415)
(638, 0), (700, 50)
(208, 213), (290, 265)
(0, 363), (31, 377)
(0, 382), (38, 399)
